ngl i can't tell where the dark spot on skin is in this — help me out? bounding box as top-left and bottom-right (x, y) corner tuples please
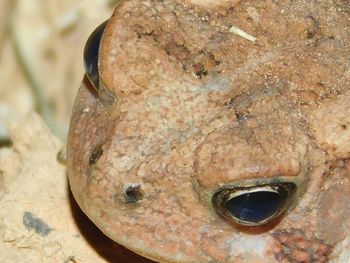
(133, 26), (159, 43)
(226, 98), (236, 108)
(124, 184), (144, 204)
(89, 146), (103, 165)
(307, 30), (315, 39)
(234, 111), (250, 123)
(165, 49), (171, 56)
(193, 63), (208, 79)
(245, 16), (253, 23)
(23, 211), (52, 237)
(143, 30), (159, 44)
(306, 15), (319, 39)
(273, 228), (332, 263)
(133, 89), (142, 96)
(341, 124), (347, 130)
(208, 51), (221, 66)
(226, 98), (252, 123)
(226, 7), (235, 15)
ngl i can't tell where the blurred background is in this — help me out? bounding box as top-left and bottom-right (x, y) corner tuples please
(0, 0), (120, 146)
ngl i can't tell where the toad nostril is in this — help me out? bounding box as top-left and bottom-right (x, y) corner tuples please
(224, 191), (282, 224)
(89, 146), (103, 165)
(213, 183), (296, 226)
(124, 184), (144, 204)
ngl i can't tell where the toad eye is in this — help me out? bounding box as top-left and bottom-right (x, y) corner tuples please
(83, 21), (108, 90)
(212, 183), (296, 226)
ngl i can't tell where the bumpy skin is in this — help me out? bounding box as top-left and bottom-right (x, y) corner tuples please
(67, 0), (350, 262)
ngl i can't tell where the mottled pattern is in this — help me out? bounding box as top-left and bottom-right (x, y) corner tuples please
(273, 228), (332, 263)
(67, 0), (350, 262)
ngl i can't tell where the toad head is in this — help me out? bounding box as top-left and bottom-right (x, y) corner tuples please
(67, 0), (350, 262)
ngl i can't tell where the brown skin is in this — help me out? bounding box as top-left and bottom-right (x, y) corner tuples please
(67, 0), (350, 262)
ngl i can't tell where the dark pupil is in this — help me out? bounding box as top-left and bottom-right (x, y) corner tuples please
(224, 191), (283, 223)
(83, 21), (108, 90)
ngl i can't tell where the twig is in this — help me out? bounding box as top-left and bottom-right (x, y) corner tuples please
(229, 26), (257, 43)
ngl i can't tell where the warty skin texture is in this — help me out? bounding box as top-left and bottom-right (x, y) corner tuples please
(67, 0), (350, 262)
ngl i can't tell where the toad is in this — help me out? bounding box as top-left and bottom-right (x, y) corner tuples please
(67, 0), (350, 262)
